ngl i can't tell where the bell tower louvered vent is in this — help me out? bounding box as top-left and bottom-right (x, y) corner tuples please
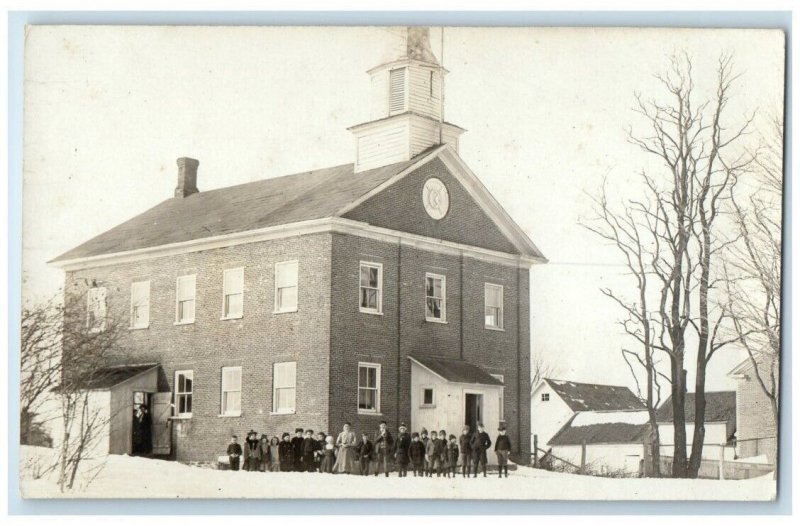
(389, 68), (407, 114)
(349, 27), (465, 173)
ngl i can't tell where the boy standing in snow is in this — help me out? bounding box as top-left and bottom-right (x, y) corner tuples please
(357, 432), (374, 475)
(302, 429), (319, 472)
(469, 423), (492, 478)
(243, 429), (261, 471)
(425, 430), (438, 477)
(227, 435), (242, 471)
(373, 421), (394, 477)
(394, 423), (411, 477)
(494, 426), (512, 478)
(409, 432), (425, 476)
(314, 432), (327, 472)
(434, 430), (448, 477)
(458, 426), (473, 478)
(291, 428), (305, 471)
(279, 432), (294, 472)
(420, 428), (430, 475)
(447, 435), (460, 478)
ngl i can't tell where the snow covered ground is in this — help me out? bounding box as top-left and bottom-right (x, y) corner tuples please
(19, 446), (775, 500)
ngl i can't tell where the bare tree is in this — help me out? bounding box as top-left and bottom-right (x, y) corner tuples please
(584, 53), (755, 477)
(530, 351), (560, 391)
(723, 114), (782, 465)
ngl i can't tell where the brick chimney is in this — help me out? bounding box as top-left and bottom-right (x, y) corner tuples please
(174, 157), (199, 198)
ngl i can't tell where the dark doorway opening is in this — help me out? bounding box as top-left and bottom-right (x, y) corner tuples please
(465, 393), (483, 432)
(132, 391), (153, 456)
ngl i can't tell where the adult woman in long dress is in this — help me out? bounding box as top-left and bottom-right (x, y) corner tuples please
(333, 422), (357, 474)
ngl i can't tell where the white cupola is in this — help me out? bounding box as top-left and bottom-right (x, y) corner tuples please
(349, 27), (465, 173)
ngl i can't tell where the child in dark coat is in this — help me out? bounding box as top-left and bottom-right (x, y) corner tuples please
(302, 429), (319, 472)
(494, 426), (512, 478)
(409, 432), (425, 477)
(259, 435), (271, 472)
(357, 432), (374, 476)
(291, 428), (305, 471)
(279, 432), (294, 472)
(434, 430), (448, 477)
(313, 432), (327, 472)
(227, 435), (243, 471)
(469, 423), (492, 478)
(447, 435), (460, 478)
(320, 435), (336, 474)
(394, 423), (411, 477)
(243, 430), (261, 472)
(458, 426), (473, 478)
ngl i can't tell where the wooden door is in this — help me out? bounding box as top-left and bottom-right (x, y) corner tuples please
(151, 392), (172, 456)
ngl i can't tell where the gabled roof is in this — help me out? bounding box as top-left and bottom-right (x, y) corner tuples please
(408, 355), (504, 386)
(51, 145), (546, 265)
(656, 391), (737, 424)
(542, 378), (646, 412)
(548, 417), (649, 446)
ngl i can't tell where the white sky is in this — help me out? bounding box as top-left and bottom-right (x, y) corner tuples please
(23, 26), (785, 394)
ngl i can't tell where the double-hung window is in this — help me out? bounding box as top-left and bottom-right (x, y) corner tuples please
(222, 268), (244, 319)
(87, 287), (107, 333)
(358, 362), (381, 413)
(273, 362), (296, 414)
(175, 274), (196, 324)
(275, 261), (298, 313)
(175, 370), (193, 417)
(220, 366), (242, 416)
(130, 281), (150, 329)
(485, 283), (504, 329)
(359, 262), (383, 314)
(425, 273), (446, 322)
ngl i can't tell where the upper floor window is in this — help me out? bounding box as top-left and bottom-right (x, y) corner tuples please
(541, 393), (550, 402)
(222, 267), (244, 319)
(273, 361), (297, 414)
(87, 286), (107, 333)
(220, 366), (242, 416)
(358, 362), (381, 414)
(359, 262), (383, 314)
(175, 274), (196, 324)
(175, 370), (193, 417)
(485, 283), (504, 329)
(274, 261), (298, 313)
(389, 67), (406, 114)
(130, 281), (150, 329)
(425, 273), (446, 322)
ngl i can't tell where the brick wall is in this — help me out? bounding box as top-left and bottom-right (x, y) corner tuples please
(65, 233), (333, 461)
(328, 232), (532, 458)
(735, 360), (779, 464)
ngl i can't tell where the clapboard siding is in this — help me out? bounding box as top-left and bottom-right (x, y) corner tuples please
(356, 123), (409, 172)
(408, 65), (441, 120)
(410, 118), (439, 157)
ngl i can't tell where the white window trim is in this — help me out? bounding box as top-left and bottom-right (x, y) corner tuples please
(420, 385), (436, 408)
(357, 362), (382, 415)
(174, 274), (197, 325)
(359, 261), (383, 315)
(221, 267), (245, 320)
(273, 260), (299, 314)
(484, 283), (504, 330)
(491, 374), (505, 422)
(129, 280), (150, 329)
(425, 272), (447, 323)
(220, 366), (242, 417)
(174, 369), (193, 418)
(272, 361), (297, 414)
(541, 393), (550, 402)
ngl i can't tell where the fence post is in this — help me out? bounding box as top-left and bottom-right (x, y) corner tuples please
(533, 435), (538, 468)
(718, 444), (725, 480)
(580, 441), (587, 475)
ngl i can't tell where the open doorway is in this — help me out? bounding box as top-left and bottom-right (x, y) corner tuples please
(132, 391), (152, 456)
(465, 393), (483, 432)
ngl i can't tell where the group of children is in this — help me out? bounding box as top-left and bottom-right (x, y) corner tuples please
(225, 421), (513, 478)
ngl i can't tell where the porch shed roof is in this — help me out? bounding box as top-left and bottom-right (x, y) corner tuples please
(408, 355), (503, 386)
(59, 363), (160, 391)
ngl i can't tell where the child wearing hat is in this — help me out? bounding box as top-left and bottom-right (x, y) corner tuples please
(494, 425), (512, 478)
(409, 432), (425, 476)
(291, 428), (305, 471)
(394, 423), (411, 477)
(243, 430), (261, 472)
(279, 432), (294, 472)
(434, 430), (448, 477)
(226, 435), (243, 471)
(469, 422), (492, 478)
(420, 428), (430, 475)
(458, 426), (473, 478)
(314, 432), (327, 472)
(447, 434), (460, 478)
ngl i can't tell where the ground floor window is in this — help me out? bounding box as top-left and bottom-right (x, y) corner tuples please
(175, 370), (193, 417)
(273, 362), (296, 414)
(358, 362), (381, 413)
